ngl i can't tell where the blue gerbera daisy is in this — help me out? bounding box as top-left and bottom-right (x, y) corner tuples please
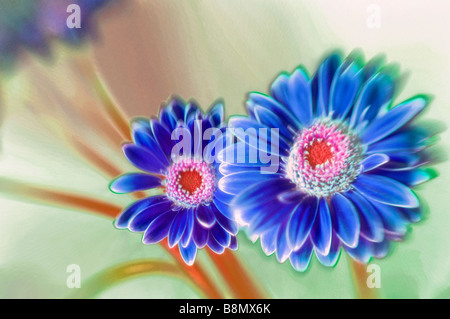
(110, 97), (238, 265)
(219, 52), (438, 271)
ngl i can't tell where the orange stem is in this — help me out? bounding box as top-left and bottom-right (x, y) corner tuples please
(349, 259), (379, 299)
(207, 249), (265, 298)
(0, 178), (121, 218)
(73, 59), (131, 141)
(161, 240), (222, 299)
(72, 259), (184, 298)
(0, 178), (223, 298)
(70, 136), (123, 177)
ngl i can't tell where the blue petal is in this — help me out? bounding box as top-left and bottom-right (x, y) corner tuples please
(277, 190), (306, 204)
(330, 193), (360, 248)
(361, 54), (386, 82)
(315, 233), (341, 267)
(123, 144), (167, 174)
(378, 168), (433, 187)
(219, 171), (281, 195)
(260, 226), (279, 256)
(168, 210), (188, 248)
(185, 117), (200, 157)
(360, 153), (389, 172)
(310, 198), (332, 255)
(345, 190), (384, 243)
(207, 234), (225, 254)
(248, 92), (300, 130)
(329, 62), (362, 119)
(289, 239), (313, 272)
(353, 174), (419, 208)
(212, 197), (235, 220)
(131, 117), (152, 132)
(179, 239), (197, 265)
(345, 236), (373, 264)
(349, 72), (394, 129)
(150, 119), (174, 159)
(370, 201), (409, 236)
(253, 105), (294, 140)
(386, 152), (422, 167)
(237, 198), (279, 227)
(229, 236), (238, 250)
(211, 223), (231, 248)
(195, 205), (216, 228)
(199, 119), (213, 151)
(400, 207), (422, 223)
(214, 187), (235, 204)
(129, 200), (174, 232)
(212, 204), (238, 235)
(233, 178), (295, 210)
(167, 97), (186, 121)
(361, 96), (427, 145)
(180, 209), (195, 248)
(287, 196), (318, 250)
(284, 68), (313, 126)
(110, 173), (161, 193)
(159, 106), (178, 132)
(192, 220), (209, 248)
(115, 195), (167, 229)
(184, 102), (201, 123)
(207, 101), (224, 127)
(142, 211), (177, 244)
(313, 53), (341, 117)
(203, 128), (226, 163)
(218, 142), (281, 170)
(132, 127), (170, 166)
(219, 163), (260, 176)
(276, 221), (292, 263)
(249, 201), (297, 236)
(367, 130), (428, 154)
(228, 116), (290, 156)
(374, 240), (390, 259)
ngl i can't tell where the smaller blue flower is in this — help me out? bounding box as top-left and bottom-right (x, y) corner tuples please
(110, 97), (238, 265)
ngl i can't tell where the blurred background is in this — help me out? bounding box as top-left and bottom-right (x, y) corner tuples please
(0, 0), (449, 298)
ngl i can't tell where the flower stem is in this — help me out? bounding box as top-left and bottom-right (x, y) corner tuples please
(0, 177), (122, 218)
(161, 240), (223, 299)
(207, 250), (266, 298)
(73, 58), (132, 141)
(348, 258), (378, 299)
(0, 178), (223, 299)
(71, 260), (183, 298)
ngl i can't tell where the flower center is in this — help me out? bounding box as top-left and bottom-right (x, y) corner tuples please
(165, 158), (216, 207)
(178, 170), (203, 193)
(304, 140), (334, 169)
(285, 120), (362, 197)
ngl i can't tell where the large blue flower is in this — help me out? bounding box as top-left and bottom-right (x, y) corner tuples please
(110, 97), (238, 265)
(0, 0), (116, 71)
(219, 52), (438, 271)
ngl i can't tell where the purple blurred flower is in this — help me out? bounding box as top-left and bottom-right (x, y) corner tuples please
(0, 0), (115, 71)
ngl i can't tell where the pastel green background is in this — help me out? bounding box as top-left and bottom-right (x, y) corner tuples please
(0, 0), (449, 298)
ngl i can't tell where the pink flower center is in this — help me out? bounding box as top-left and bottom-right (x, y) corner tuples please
(165, 159), (216, 207)
(286, 120), (362, 197)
